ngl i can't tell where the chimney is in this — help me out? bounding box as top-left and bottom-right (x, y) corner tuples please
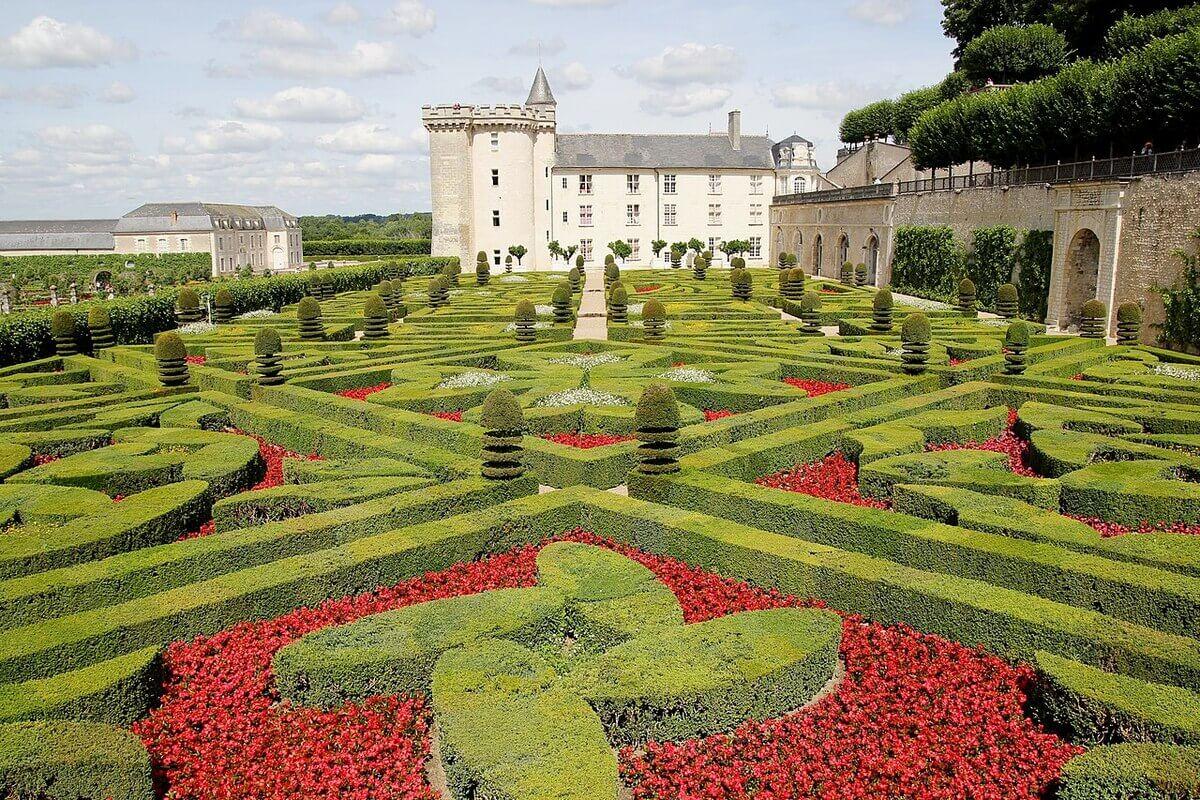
(728, 110), (741, 151)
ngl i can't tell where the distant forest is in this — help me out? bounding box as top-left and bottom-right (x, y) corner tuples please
(299, 213), (432, 241)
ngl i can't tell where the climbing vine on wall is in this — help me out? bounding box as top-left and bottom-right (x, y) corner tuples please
(1016, 230), (1054, 322)
(890, 226), (964, 302)
(1157, 229), (1200, 351)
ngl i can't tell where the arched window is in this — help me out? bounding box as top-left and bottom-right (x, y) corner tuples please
(813, 235), (823, 275)
(837, 234), (849, 266)
(793, 176), (807, 193)
(866, 235), (879, 285)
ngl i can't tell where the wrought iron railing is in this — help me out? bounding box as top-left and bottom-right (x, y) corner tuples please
(773, 183), (896, 206)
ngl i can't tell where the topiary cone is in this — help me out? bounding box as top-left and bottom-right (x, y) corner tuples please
(362, 294), (390, 340)
(1004, 321), (1030, 375)
(376, 281), (395, 319)
(51, 310), (77, 356)
(87, 306), (114, 352)
(693, 255), (708, 280)
(642, 298), (666, 342)
(840, 261), (855, 286)
(297, 296), (325, 341)
(854, 263), (867, 287)
(608, 284), (629, 324)
(871, 289), (893, 334)
(799, 291), (822, 335)
(1080, 299), (1107, 339)
(176, 287), (202, 323)
(633, 383), (681, 475)
(731, 268), (752, 301)
(552, 281), (573, 325)
(1116, 302), (1141, 345)
(900, 313), (931, 375)
(782, 268), (806, 301)
(514, 299), (536, 343)
(957, 278), (977, 318)
(604, 261), (620, 290)
(480, 387), (526, 479)
(427, 275), (450, 309)
(154, 332), (189, 387)
(319, 272), (335, 301)
(996, 283), (1019, 319)
(476, 254), (490, 286)
(568, 267), (581, 293)
(254, 327), (285, 386)
(213, 288), (234, 324)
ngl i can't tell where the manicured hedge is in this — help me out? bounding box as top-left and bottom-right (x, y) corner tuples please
(0, 253), (211, 287)
(0, 646), (159, 727)
(890, 226), (963, 302)
(303, 239), (431, 257)
(0, 720), (154, 800)
(1058, 743), (1200, 800)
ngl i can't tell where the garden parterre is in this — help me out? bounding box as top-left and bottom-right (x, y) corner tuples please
(1, 264), (1199, 800)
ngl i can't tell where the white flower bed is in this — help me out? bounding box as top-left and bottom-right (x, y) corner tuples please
(549, 353), (625, 369)
(658, 367), (716, 383)
(498, 275), (528, 283)
(897, 296), (952, 311)
(628, 320), (673, 329)
(502, 321), (552, 332)
(436, 371), (511, 390)
(178, 322), (217, 335)
(535, 305), (555, 316)
(533, 388), (629, 408)
(235, 309), (277, 320)
(1154, 363), (1200, 381)
(627, 303), (645, 316)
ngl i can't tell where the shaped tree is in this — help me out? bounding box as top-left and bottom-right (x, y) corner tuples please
(799, 290), (822, 336)
(901, 312), (931, 375)
(958, 278), (977, 318)
(480, 387), (526, 480)
(514, 299), (537, 343)
(88, 306), (114, 352)
(1116, 302), (1141, 345)
(1004, 320), (1030, 375)
(552, 281), (573, 325)
(996, 283), (1019, 319)
(642, 298), (666, 341)
(254, 327), (285, 386)
(297, 296), (325, 341)
(363, 294), (390, 340)
(51, 310), (77, 356)
(214, 288), (234, 324)
(176, 287), (202, 324)
(1080, 299), (1107, 339)
(608, 283), (629, 324)
(154, 331), (189, 387)
(871, 289), (894, 334)
(634, 383), (681, 475)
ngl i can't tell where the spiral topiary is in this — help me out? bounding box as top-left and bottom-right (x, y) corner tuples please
(996, 283), (1019, 319)
(605, 253), (615, 268)
(154, 332), (189, 387)
(1080, 299), (1107, 339)
(427, 275), (450, 309)
(731, 267), (752, 301)
(957, 278), (977, 317)
(782, 267), (806, 301)
(514, 299), (536, 343)
(568, 266), (581, 293)
(1004, 321), (1030, 375)
(871, 289), (894, 334)
(213, 288), (234, 324)
(297, 296), (325, 341)
(1116, 302), (1141, 345)
(50, 310), (77, 356)
(854, 262), (867, 287)
(375, 280), (394, 317)
(362, 294), (390, 339)
(692, 255), (708, 281)
(319, 271), (335, 301)
(176, 287), (202, 323)
(575, 254), (584, 271)
(633, 383), (680, 475)
(730, 256), (746, 270)
(799, 290), (822, 335)
(604, 260), (621, 290)
(778, 252), (790, 269)
(642, 298), (666, 341)
(900, 313), (932, 375)
(254, 327), (285, 386)
(608, 283), (629, 324)
(87, 305), (114, 351)
(476, 252), (490, 286)
(480, 387), (526, 480)
(840, 261), (855, 286)
(552, 281), (573, 325)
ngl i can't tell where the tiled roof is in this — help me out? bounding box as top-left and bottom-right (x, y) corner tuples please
(555, 133), (775, 169)
(0, 219), (116, 251)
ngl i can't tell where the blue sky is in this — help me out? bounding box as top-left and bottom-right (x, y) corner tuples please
(0, 0), (953, 219)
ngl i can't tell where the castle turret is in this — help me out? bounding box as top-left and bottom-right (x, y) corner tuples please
(527, 67), (556, 108)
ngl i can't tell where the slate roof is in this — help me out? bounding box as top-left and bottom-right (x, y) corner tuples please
(555, 133), (776, 170)
(114, 203), (296, 234)
(526, 67), (556, 107)
(0, 219), (116, 251)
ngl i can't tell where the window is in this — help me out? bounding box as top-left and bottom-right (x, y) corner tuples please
(626, 204), (640, 226)
(750, 204), (763, 225)
(708, 237), (722, 254)
(492, 169), (500, 187)
(179, 238), (189, 251)
(749, 237), (762, 259)
(626, 174), (640, 194)
(663, 174), (677, 194)
(627, 238), (641, 261)
(708, 174), (722, 194)
(663, 204), (677, 226)
(579, 174), (593, 195)
(490, 133), (499, 151)
(492, 210), (501, 227)
(273, 234), (280, 244)
(708, 204), (722, 225)
(562, 177), (568, 190)
(157, 237), (167, 251)
(579, 205), (593, 226)
(562, 211), (569, 224)
(750, 174), (763, 195)
(580, 239), (593, 262)
(545, 199), (549, 211)
(136, 237), (147, 253)
(793, 176), (807, 193)
(493, 249), (501, 266)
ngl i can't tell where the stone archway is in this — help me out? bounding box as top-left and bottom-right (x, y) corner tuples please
(1061, 228), (1101, 329)
(813, 235), (823, 276)
(866, 235), (880, 286)
(836, 234), (849, 268)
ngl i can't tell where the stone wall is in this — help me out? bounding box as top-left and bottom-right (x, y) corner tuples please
(893, 184), (1055, 237)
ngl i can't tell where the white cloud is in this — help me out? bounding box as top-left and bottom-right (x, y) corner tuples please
(772, 82), (883, 111)
(353, 154), (398, 173)
(622, 43), (741, 87)
(315, 122), (424, 154)
(529, 0), (621, 6)
(387, 1), (436, 36)
(101, 81), (135, 104)
(474, 76), (525, 94)
(0, 83), (85, 108)
(162, 120), (284, 155)
(214, 11), (327, 47)
(640, 87), (731, 116)
(325, 2), (363, 25)
(509, 36), (566, 57)
(559, 62), (593, 91)
(39, 124), (133, 153)
(234, 86), (365, 123)
(848, 0), (914, 27)
(257, 41), (420, 79)
(0, 16), (136, 69)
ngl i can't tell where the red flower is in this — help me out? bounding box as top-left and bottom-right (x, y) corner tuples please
(703, 409), (735, 422)
(1069, 515), (1200, 538)
(32, 453), (60, 466)
(226, 428), (324, 491)
(635, 285), (661, 293)
(783, 378), (851, 397)
(177, 520), (216, 541)
(757, 452), (889, 509)
(542, 432), (634, 449)
(336, 382), (391, 401)
(429, 410), (463, 423)
(925, 409), (1037, 477)
(185, 355), (207, 366)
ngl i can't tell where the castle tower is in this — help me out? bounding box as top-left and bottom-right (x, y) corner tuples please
(423, 69), (557, 271)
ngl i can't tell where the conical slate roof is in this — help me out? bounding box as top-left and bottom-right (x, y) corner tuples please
(526, 67), (556, 107)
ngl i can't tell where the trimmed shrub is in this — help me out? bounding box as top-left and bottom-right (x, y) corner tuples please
(1058, 744), (1200, 800)
(839, 99), (895, 144)
(1017, 230), (1053, 322)
(799, 290), (822, 335)
(153, 332), (188, 387)
(730, 256), (746, 270)
(476, 252), (490, 286)
(87, 306), (114, 352)
(480, 388), (525, 480)
(514, 299), (536, 343)
(1005, 321), (1031, 375)
(427, 276), (450, 309)
(960, 24), (1069, 86)
(692, 255), (708, 281)
(50, 311), (76, 357)
(0, 720), (154, 800)
(997, 283), (1019, 319)
(1081, 299), (1108, 338)
(213, 288), (234, 324)
(968, 226), (1018, 307)
(362, 294), (389, 340)
(871, 289), (893, 334)
(892, 226), (964, 301)
(642, 299), (666, 342)
(900, 313), (931, 375)
(854, 262), (867, 287)
(958, 277), (978, 317)
(608, 284), (629, 324)
(1106, 4), (1200, 57)
(175, 287), (202, 324)
(1117, 302), (1142, 345)
(634, 384), (680, 475)
(604, 261), (621, 290)
(254, 327), (285, 386)
(731, 268), (752, 301)
(297, 297), (325, 341)
(302, 239), (430, 257)
(552, 282), (573, 325)
(568, 267), (581, 293)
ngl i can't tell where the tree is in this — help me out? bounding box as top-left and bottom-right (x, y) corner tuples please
(839, 99), (896, 144)
(960, 24), (1068, 85)
(941, 0), (1045, 60)
(651, 240), (668, 259)
(607, 240), (633, 263)
(564, 244), (578, 263)
(508, 245), (528, 266)
(548, 241), (564, 263)
(687, 238), (704, 254)
(893, 87), (944, 141)
(721, 239), (751, 256)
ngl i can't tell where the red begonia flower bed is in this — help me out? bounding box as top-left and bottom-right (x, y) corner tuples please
(925, 409), (1037, 477)
(133, 531), (1078, 800)
(336, 382), (391, 401)
(783, 377), (852, 397)
(185, 355), (207, 366)
(703, 409), (735, 422)
(635, 285), (660, 293)
(32, 454), (60, 466)
(755, 452), (890, 509)
(542, 432), (635, 449)
(1069, 515), (1200, 538)
(177, 520), (216, 542)
(429, 410), (463, 422)
(226, 429), (323, 492)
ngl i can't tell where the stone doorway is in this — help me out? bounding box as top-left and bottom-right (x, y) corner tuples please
(1061, 228), (1100, 329)
(866, 235), (879, 286)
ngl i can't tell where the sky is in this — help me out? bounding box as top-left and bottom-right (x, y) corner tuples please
(0, 0), (954, 220)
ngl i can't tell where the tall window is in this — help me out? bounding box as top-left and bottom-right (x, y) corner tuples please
(491, 169), (500, 187)
(708, 237), (722, 254)
(793, 176), (807, 193)
(708, 204), (722, 225)
(179, 238), (189, 251)
(157, 237), (167, 251)
(490, 133), (499, 151)
(579, 174), (593, 195)
(493, 249), (501, 266)
(273, 234), (281, 244)
(493, 210), (501, 227)
(562, 211), (569, 224)
(663, 204), (677, 226)
(749, 237), (762, 259)
(628, 238), (641, 260)
(562, 176), (568, 189)
(627, 174), (640, 194)
(580, 239), (593, 262)
(663, 174), (677, 194)
(626, 204), (640, 226)
(708, 174), (722, 194)
(750, 204), (763, 225)
(750, 175), (763, 194)
(579, 205), (593, 226)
